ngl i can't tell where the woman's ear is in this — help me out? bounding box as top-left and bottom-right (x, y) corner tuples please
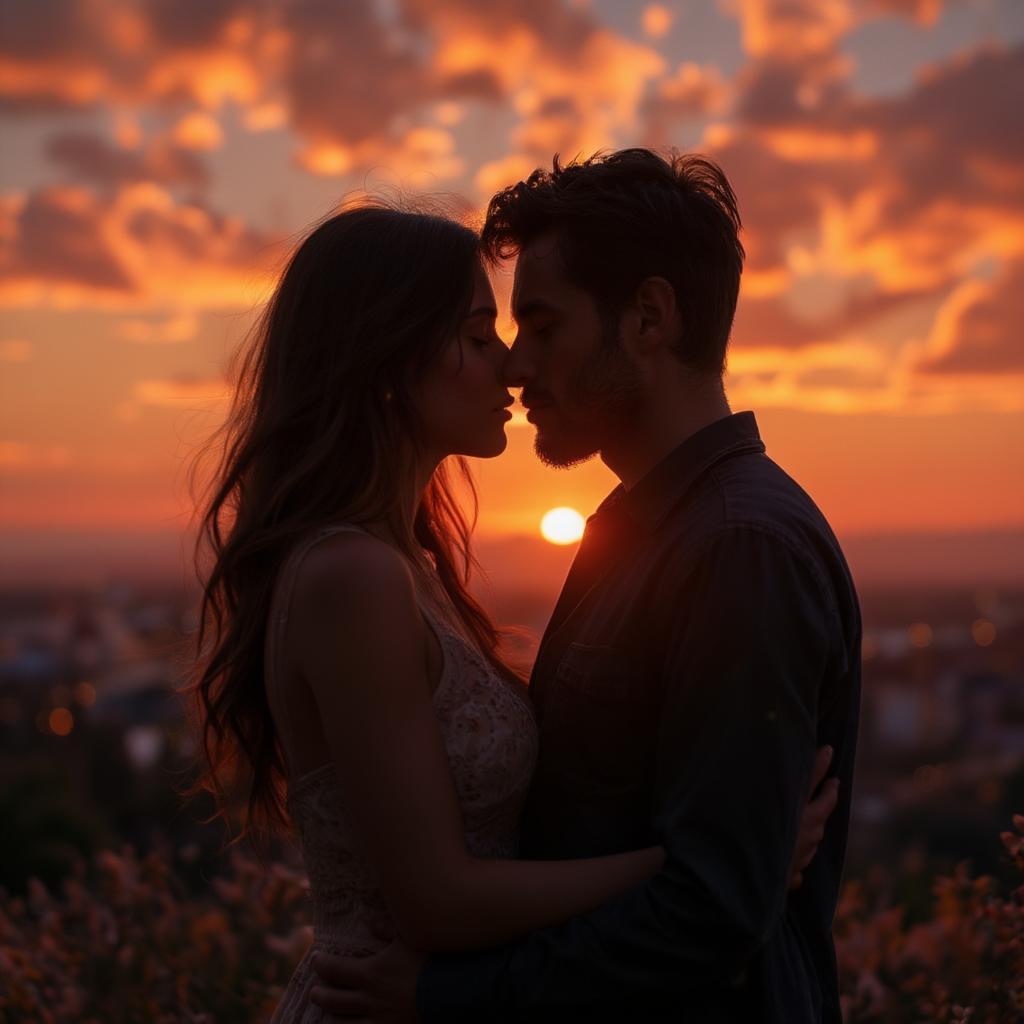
(633, 276), (681, 355)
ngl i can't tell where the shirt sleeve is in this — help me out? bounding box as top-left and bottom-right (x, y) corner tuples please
(416, 525), (838, 1021)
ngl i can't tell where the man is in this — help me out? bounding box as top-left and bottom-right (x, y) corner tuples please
(312, 148), (860, 1022)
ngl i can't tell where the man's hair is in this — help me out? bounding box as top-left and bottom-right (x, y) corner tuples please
(481, 148), (744, 375)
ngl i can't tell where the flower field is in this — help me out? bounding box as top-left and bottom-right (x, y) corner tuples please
(2, 818), (1022, 1023)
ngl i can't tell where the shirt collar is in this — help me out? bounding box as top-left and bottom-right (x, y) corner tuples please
(593, 411), (766, 532)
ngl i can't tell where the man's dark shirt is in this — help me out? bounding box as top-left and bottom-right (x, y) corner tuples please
(418, 411), (862, 1023)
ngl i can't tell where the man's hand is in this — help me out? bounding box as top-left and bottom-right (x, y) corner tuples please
(310, 940), (424, 1022)
(788, 745), (840, 891)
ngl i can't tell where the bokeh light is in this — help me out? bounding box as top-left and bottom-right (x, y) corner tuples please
(74, 681), (97, 707)
(972, 619), (997, 647)
(908, 623), (933, 649)
(48, 707), (74, 737)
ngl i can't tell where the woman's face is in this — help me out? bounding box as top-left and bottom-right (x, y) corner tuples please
(415, 262), (513, 460)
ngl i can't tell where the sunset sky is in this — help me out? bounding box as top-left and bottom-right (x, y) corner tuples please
(1, 0), (1022, 582)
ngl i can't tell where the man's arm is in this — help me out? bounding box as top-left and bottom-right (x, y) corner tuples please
(416, 525), (840, 1020)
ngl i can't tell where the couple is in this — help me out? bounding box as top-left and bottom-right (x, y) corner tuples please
(187, 148), (860, 1023)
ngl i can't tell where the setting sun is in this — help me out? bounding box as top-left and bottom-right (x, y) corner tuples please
(540, 507), (586, 546)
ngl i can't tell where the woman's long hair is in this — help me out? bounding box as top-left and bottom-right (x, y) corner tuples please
(181, 200), (518, 844)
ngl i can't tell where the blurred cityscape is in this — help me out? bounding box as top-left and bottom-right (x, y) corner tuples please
(1, 554), (1023, 909)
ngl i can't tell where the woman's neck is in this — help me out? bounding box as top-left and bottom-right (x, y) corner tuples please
(359, 449), (442, 550)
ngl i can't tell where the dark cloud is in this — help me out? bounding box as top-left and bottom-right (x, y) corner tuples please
(400, 0), (598, 57)
(436, 68), (504, 101)
(281, 0), (430, 147)
(7, 188), (134, 291)
(144, 0), (249, 48)
(46, 132), (209, 190)
(706, 133), (825, 276)
(0, 0), (91, 59)
(734, 56), (848, 128)
(860, 43), (1024, 218)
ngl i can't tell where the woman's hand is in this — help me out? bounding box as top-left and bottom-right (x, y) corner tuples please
(788, 745), (840, 891)
(310, 941), (424, 1022)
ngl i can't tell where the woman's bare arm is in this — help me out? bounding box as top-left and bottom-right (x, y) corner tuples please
(291, 532), (664, 952)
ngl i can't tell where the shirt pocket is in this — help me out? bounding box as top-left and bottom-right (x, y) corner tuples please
(555, 642), (638, 704)
(545, 643), (655, 789)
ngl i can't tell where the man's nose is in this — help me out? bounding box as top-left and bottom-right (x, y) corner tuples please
(501, 335), (534, 387)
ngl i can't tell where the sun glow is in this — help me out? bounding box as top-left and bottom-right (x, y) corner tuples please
(540, 507), (586, 545)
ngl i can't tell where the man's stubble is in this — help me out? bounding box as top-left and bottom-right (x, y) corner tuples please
(534, 323), (645, 470)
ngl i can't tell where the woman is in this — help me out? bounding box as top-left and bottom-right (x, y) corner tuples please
(183, 200), (833, 1022)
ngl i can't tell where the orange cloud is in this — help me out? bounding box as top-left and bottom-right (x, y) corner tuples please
(133, 375), (230, 406)
(915, 259), (1024, 375)
(0, 0), (658, 201)
(171, 112), (223, 150)
(423, 1), (665, 179)
(0, 183), (283, 310)
(1, 0), (1019, 428)
(731, 0), (854, 62)
(114, 374), (231, 424)
(728, 0), (944, 63)
(297, 127), (465, 186)
(0, 1), (266, 111)
(702, 36), (1024, 415)
(642, 5), (674, 39)
(474, 154), (539, 202)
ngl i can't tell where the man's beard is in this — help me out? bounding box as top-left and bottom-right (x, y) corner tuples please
(534, 327), (644, 469)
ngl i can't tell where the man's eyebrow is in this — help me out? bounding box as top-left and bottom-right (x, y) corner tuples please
(512, 299), (561, 322)
(465, 305), (498, 320)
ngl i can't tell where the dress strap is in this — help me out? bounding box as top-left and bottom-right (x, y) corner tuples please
(264, 523), (370, 776)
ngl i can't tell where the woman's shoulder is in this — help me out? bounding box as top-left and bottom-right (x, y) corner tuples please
(287, 528), (432, 695)
(291, 527), (418, 615)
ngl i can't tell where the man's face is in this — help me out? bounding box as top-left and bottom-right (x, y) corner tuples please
(505, 233), (643, 468)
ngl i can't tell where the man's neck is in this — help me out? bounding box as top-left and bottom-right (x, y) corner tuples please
(601, 382), (732, 491)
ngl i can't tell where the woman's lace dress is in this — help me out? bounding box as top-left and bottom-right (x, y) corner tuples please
(264, 525), (538, 1023)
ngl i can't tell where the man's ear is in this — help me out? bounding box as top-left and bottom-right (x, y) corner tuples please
(633, 276), (681, 355)
(630, 274), (679, 354)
